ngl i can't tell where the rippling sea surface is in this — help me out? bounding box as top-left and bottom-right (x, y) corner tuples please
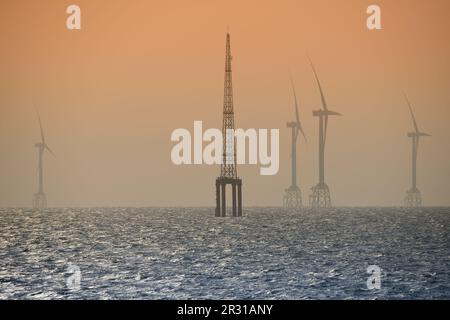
(0, 207), (449, 299)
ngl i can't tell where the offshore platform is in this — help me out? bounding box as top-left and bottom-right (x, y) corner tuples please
(215, 32), (242, 217)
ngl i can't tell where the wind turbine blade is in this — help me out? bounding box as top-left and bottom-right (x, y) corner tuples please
(289, 75), (307, 144)
(36, 109), (46, 144)
(307, 55), (328, 111)
(45, 144), (55, 157)
(289, 76), (301, 125)
(298, 125), (307, 144)
(325, 110), (342, 116)
(404, 93), (419, 133)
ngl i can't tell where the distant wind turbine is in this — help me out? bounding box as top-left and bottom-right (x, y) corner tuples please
(33, 110), (55, 209)
(308, 57), (341, 208)
(284, 76), (307, 209)
(403, 93), (430, 207)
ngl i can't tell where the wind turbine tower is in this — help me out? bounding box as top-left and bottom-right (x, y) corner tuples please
(404, 94), (430, 207)
(308, 58), (341, 208)
(284, 78), (307, 208)
(33, 111), (55, 209)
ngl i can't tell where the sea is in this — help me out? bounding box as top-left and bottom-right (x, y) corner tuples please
(0, 207), (448, 299)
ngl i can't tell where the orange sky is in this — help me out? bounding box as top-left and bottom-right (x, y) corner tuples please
(1, 0), (449, 207)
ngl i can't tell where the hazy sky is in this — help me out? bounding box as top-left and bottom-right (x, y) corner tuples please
(1, 0), (449, 207)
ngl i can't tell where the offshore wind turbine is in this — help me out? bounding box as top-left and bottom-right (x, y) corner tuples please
(283, 77), (307, 208)
(403, 94), (430, 207)
(308, 58), (341, 208)
(32, 111), (55, 209)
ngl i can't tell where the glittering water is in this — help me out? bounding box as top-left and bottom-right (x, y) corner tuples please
(0, 207), (449, 299)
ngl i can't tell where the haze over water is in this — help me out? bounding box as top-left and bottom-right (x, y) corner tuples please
(2, 0), (450, 208)
(1, 207), (448, 299)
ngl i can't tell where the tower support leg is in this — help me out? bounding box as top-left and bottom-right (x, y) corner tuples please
(310, 183), (331, 208)
(214, 178), (242, 217)
(215, 180), (221, 217)
(33, 192), (47, 210)
(232, 183), (237, 217)
(237, 180), (242, 217)
(405, 188), (422, 207)
(221, 183), (226, 217)
(283, 186), (302, 209)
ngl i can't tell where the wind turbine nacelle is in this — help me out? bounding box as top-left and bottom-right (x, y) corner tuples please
(286, 121), (299, 128)
(408, 132), (431, 138)
(313, 110), (342, 116)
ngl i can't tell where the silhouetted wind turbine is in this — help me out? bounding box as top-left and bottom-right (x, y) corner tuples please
(33, 110), (54, 209)
(284, 76), (307, 208)
(308, 57), (341, 208)
(403, 93), (430, 207)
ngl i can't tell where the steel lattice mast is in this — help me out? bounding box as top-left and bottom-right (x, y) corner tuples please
(221, 33), (237, 179)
